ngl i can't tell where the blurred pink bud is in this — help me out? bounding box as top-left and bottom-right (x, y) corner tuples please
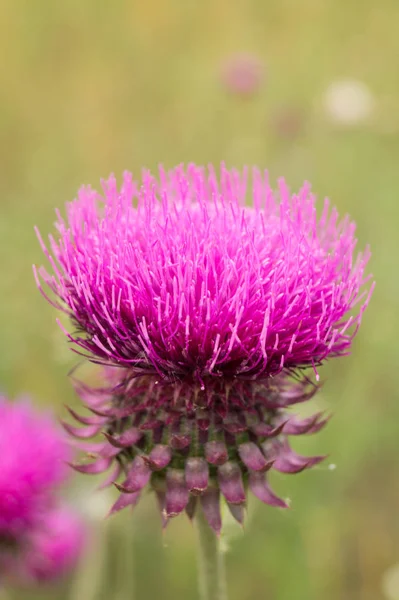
(220, 53), (264, 97)
(15, 505), (86, 584)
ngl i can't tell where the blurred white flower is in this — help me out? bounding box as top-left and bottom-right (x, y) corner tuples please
(382, 563), (399, 600)
(324, 79), (374, 125)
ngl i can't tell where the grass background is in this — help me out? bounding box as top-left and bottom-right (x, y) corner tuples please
(1, 1), (399, 599)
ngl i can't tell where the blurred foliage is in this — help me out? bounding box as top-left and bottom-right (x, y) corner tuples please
(1, 1), (399, 599)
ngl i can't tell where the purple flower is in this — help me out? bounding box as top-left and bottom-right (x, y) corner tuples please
(220, 53), (264, 97)
(0, 397), (83, 586)
(0, 396), (71, 538)
(11, 505), (86, 584)
(35, 164), (373, 533)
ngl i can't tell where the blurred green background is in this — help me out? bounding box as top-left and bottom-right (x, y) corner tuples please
(1, 1), (398, 599)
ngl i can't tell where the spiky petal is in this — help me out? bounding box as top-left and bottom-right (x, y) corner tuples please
(35, 165), (372, 385)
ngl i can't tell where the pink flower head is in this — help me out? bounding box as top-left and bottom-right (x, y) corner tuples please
(0, 396), (71, 537)
(35, 165), (371, 381)
(35, 164), (373, 532)
(14, 505), (86, 584)
(220, 53), (264, 97)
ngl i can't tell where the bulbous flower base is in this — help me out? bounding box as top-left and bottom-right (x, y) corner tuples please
(68, 370), (328, 534)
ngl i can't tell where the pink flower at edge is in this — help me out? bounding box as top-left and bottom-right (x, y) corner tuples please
(15, 504), (86, 584)
(0, 396), (72, 537)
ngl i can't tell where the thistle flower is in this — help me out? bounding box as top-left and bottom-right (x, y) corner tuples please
(0, 396), (71, 538)
(12, 505), (86, 584)
(35, 164), (373, 533)
(0, 397), (80, 586)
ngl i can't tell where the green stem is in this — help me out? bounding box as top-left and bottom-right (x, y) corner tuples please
(68, 520), (109, 600)
(195, 506), (228, 600)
